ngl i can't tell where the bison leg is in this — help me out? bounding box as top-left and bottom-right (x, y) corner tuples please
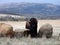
(38, 31), (43, 38)
(23, 30), (30, 37)
(30, 30), (37, 38)
(6, 31), (14, 38)
(39, 32), (43, 38)
(46, 32), (52, 38)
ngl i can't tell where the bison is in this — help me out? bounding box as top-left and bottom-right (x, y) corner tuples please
(14, 29), (30, 38)
(0, 23), (14, 38)
(25, 21), (30, 29)
(25, 18), (38, 37)
(38, 24), (53, 38)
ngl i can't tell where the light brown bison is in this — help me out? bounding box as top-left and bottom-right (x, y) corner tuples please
(38, 24), (53, 38)
(13, 30), (24, 38)
(25, 18), (38, 37)
(25, 21), (30, 29)
(0, 23), (14, 38)
(14, 29), (30, 38)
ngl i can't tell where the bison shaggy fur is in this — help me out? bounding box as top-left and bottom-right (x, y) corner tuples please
(38, 24), (53, 38)
(25, 18), (38, 37)
(0, 23), (14, 38)
(14, 29), (30, 38)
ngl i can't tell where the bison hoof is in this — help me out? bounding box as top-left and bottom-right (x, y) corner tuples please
(38, 33), (43, 38)
(46, 34), (52, 39)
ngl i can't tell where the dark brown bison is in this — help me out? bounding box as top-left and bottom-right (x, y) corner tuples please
(38, 24), (53, 38)
(25, 18), (38, 37)
(0, 23), (14, 38)
(23, 30), (30, 37)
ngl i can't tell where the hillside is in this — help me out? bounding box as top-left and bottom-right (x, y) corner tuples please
(0, 14), (26, 21)
(0, 3), (60, 19)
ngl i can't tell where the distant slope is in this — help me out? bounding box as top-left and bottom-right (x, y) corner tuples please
(0, 14), (26, 21)
(0, 3), (60, 19)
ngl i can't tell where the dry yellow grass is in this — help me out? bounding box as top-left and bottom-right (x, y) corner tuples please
(0, 20), (60, 45)
(0, 20), (60, 36)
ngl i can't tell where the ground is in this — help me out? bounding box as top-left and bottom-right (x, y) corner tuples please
(0, 20), (60, 45)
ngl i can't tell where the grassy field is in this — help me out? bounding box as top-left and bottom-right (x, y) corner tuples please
(0, 20), (60, 45)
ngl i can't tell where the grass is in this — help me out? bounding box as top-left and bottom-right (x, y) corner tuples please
(0, 36), (60, 45)
(0, 20), (60, 45)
